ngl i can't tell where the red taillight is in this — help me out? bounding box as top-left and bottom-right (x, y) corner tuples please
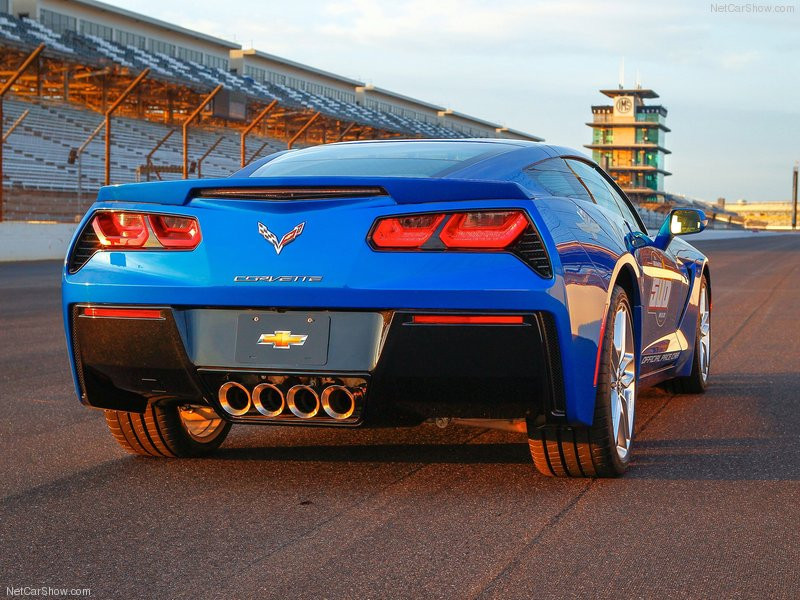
(439, 211), (528, 248)
(371, 214), (446, 248)
(91, 212), (149, 247)
(411, 315), (525, 324)
(149, 215), (202, 249)
(89, 211), (201, 251)
(82, 307), (163, 319)
(370, 210), (529, 250)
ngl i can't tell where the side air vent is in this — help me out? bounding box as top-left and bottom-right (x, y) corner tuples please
(68, 222), (102, 274)
(511, 227), (552, 278)
(537, 312), (566, 415)
(192, 187), (387, 201)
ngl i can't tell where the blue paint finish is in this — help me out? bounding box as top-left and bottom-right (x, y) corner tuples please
(62, 140), (710, 428)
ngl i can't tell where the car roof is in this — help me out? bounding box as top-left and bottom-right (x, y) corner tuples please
(322, 137), (538, 148)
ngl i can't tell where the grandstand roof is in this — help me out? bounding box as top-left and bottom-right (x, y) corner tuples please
(236, 48), (365, 88)
(357, 84), (445, 113)
(54, 0), (241, 49)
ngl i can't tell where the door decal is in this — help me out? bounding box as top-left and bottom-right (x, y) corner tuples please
(648, 278), (672, 327)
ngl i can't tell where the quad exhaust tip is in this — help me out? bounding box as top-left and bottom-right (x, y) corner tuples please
(218, 381), (251, 417)
(286, 385), (321, 419)
(217, 381), (363, 420)
(252, 383), (286, 417)
(321, 385), (360, 420)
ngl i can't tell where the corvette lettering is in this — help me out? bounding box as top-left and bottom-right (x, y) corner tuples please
(257, 330), (308, 349)
(233, 275), (323, 282)
(258, 221), (305, 255)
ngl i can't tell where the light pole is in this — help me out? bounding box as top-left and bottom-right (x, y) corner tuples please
(69, 121), (105, 207)
(792, 162), (798, 230)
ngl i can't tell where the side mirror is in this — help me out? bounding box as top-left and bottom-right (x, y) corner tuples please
(654, 208), (707, 250)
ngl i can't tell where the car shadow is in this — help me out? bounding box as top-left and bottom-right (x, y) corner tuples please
(214, 440), (531, 465)
(627, 371), (800, 480)
(208, 370), (800, 481)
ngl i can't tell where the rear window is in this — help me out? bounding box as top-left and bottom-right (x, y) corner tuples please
(518, 158), (593, 202)
(249, 141), (517, 178)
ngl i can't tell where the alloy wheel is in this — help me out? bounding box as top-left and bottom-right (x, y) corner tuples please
(699, 284), (711, 383)
(178, 405), (226, 442)
(610, 304), (636, 460)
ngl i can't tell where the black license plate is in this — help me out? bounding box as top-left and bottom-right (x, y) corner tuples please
(235, 312), (330, 367)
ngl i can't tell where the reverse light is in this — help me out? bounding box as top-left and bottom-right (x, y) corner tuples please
(149, 215), (202, 249)
(81, 307), (164, 319)
(371, 214), (445, 248)
(439, 211), (528, 249)
(91, 212), (148, 247)
(411, 315), (525, 325)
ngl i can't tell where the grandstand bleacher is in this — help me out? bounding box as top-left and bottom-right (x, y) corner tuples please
(2, 96), (287, 217)
(1, 7), (547, 221)
(0, 11), (481, 139)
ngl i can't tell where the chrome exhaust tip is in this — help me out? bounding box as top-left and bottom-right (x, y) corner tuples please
(321, 385), (359, 420)
(252, 383), (286, 417)
(286, 385), (320, 419)
(218, 381), (251, 416)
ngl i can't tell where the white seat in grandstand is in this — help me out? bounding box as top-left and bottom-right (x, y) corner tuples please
(0, 16), (23, 41)
(21, 18), (74, 54)
(155, 52), (204, 84)
(84, 34), (134, 68)
(127, 46), (175, 78)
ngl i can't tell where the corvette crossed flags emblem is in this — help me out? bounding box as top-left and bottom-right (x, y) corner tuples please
(258, 221), (305, 255)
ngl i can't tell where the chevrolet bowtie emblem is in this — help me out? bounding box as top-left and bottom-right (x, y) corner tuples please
(257, 330), (308, 349)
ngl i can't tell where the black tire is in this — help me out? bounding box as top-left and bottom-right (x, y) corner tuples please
(528, 285), (636, 477)
(105, 400), (231, 458)
(662, 273), (710, 394)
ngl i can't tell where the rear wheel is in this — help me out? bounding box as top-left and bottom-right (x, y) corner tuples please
(528, 285), (636, 477)
(663, 273), (710, 394)
(105, 401), (231, 457)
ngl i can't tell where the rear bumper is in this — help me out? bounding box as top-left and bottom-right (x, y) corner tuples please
(68, 305), (566, 426)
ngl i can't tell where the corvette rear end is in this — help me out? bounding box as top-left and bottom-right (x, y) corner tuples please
(62, 140), (712, 477)
(64, 174), (567, 429)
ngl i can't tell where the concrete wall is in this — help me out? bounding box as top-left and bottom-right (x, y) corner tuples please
(0, 221), (77, 262)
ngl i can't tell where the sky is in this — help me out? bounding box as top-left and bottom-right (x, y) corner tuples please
(107, 0), (800, 203)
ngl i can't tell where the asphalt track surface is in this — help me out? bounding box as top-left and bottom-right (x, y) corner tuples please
(1, 235), (798, 600)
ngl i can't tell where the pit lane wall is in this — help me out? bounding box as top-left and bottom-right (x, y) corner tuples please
(0, 221), (792, 263)
(0, 221), (78, 262)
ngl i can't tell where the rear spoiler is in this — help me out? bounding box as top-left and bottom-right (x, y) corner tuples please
(95, 176), (532, 205)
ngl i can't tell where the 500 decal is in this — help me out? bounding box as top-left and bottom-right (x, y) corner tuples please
(648, 278), (672, 327)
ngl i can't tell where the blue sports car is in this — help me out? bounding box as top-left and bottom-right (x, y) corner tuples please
(62, 139), (711, 477)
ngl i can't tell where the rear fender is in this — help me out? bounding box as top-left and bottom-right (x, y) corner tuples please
(579, 255), (642, 423)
